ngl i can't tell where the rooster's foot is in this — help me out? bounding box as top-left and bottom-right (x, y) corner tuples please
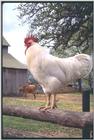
(50, 104), (57, 109)
(39, 106), (51, 111)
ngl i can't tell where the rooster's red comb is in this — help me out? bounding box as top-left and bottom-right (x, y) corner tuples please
(24, 35), (38, 44)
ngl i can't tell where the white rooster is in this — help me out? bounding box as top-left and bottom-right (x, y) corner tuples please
(24, 35), (92, 110)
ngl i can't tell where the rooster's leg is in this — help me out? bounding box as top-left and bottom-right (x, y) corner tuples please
(39, 94), (51, 110)
(51, 94), (57, 109)
(45, 93), (51, 108)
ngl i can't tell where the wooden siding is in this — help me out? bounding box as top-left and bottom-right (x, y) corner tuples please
(3, 68), (28, 96)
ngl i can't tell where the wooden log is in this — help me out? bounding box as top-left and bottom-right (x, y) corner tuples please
(3, 105), (93, 129)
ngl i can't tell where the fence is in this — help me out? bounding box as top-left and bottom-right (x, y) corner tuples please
(3, 88), (93, 139)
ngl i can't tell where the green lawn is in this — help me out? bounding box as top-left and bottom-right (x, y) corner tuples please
(3, 115), (82, 138)
(2, 93), (93, 138)
(3, 93), (93, 111)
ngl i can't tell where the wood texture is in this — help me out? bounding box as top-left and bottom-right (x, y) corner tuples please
(3, 105), (93, 129)
(3, 68), (27, 96)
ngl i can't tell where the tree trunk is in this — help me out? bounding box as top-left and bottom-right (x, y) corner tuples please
(3, 105), (93, 129)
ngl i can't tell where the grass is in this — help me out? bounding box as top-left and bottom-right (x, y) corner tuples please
(3, 93), (93, 111)
(3, 97), (45, 107)
(2, 93), (93, 138)
(3, 115), (66, 132)
(3, 115), (82, 138)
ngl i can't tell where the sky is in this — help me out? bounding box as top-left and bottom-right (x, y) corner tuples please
(3, 3), (29, 64)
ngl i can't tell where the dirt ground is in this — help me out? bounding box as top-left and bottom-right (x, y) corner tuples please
(3, 128), (66, 138)
(19, 92), (82, 104)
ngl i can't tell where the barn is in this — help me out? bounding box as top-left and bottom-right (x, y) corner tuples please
(2, 37), (28, 96)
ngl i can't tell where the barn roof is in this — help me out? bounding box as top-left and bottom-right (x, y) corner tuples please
(3, 37), (10, 46)
(3, 37), (27, 69)
(3, 53), (27, 69)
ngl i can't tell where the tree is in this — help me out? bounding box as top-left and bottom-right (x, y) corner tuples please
(17, 2), (93, 54)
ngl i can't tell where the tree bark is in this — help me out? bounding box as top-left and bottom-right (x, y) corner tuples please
(3, 105), (93, 129)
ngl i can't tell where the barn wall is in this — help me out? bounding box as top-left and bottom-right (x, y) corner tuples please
(3, 68), (28, 96)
